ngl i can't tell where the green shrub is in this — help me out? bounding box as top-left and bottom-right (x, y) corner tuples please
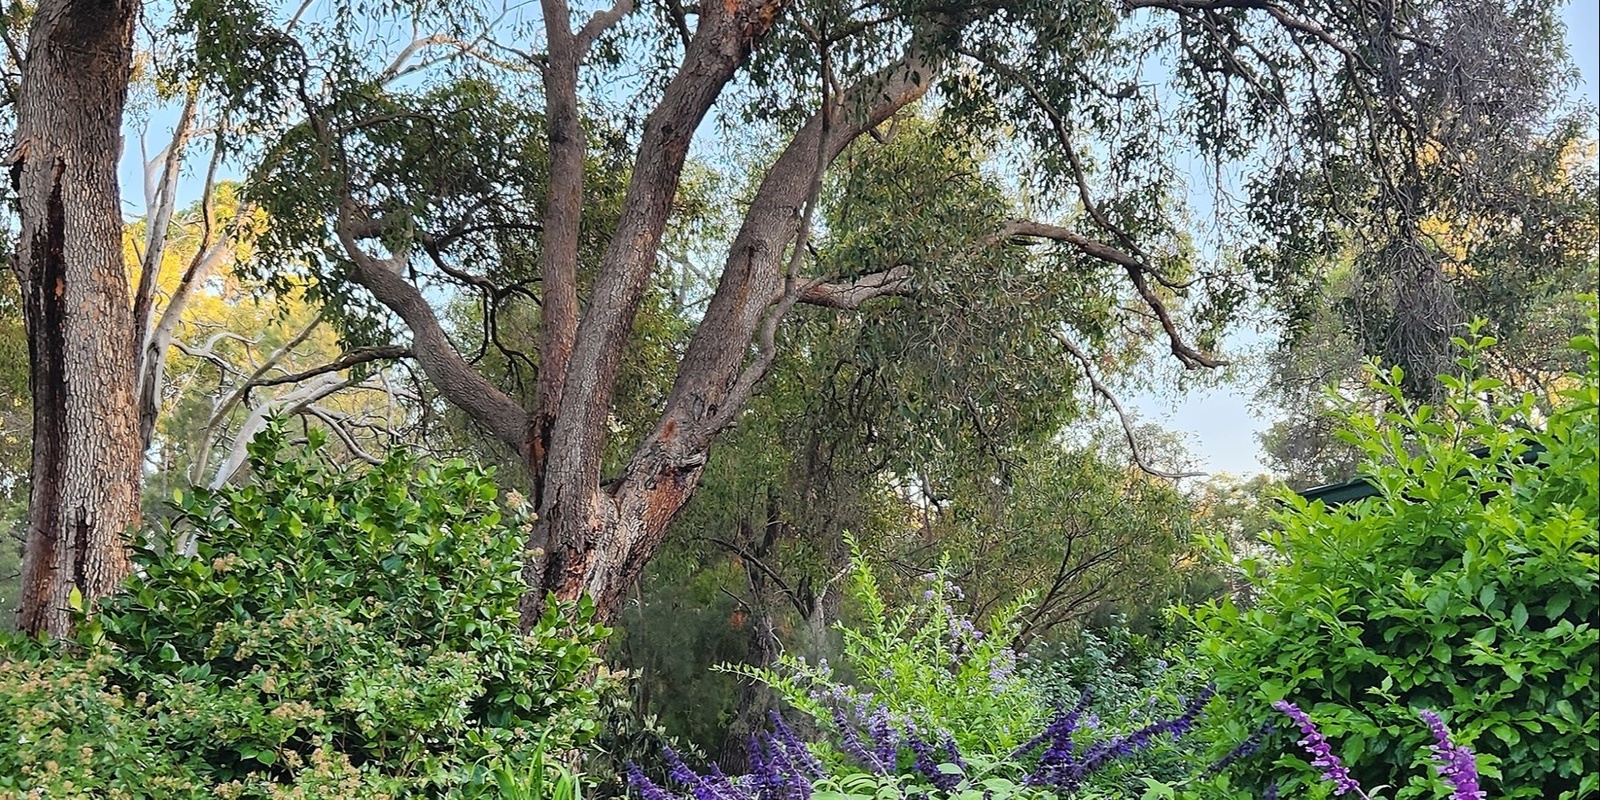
(1, 424), (606, 798)
(1185, 324), (1599, 799)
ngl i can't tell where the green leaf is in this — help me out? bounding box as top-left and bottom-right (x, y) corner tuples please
(1511, 602), (1528, 630)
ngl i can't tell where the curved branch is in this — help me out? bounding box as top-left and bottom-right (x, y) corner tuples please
(337, 206), (530, 456)
(1053, 330), (1205, 480)
(1006, 220), (1224, 369)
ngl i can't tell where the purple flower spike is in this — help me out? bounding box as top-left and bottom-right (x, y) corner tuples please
(628, 763), (679, 800)
(834, 709), (887, 773)
(867, 705), (899, 772)
(769, 712), (825, 781)
(1420, 710), (1485, 800)
(1273, 701), (1366, 798)
(906, 728), (962, 791)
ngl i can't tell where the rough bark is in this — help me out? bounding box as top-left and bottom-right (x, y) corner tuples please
(9, 0), (142, 637)
(528, 0), (586, 508)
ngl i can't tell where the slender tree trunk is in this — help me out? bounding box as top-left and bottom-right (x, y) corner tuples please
(9, 0), (142, 637)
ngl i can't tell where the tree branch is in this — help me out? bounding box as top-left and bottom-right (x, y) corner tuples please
(249, 345), (411, 388)
(336, 204), (530, 456)
(797, 264), (915, 309)
(1006, 220), (1224, 369)
(1052, 330), (1206, 480)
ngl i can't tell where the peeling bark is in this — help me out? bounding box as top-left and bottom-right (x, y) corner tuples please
(10, 0), (142, 637)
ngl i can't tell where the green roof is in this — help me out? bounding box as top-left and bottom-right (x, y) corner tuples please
(1296, 442), (1546, 508)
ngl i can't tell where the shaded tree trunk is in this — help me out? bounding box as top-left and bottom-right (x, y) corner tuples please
(9, 0), (142, 637)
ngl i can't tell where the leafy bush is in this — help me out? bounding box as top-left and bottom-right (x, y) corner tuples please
(1, 425), (606, 798)
(1185, 324), (1600, 799)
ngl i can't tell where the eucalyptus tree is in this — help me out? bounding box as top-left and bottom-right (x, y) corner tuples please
(165, 0), (1575, 625)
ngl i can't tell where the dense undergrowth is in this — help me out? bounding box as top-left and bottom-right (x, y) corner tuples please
(2, 324), (1595, 799)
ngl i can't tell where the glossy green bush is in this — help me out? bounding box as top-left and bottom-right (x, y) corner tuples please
(1, 425), (605, 798)
(1186, 325), (1599, 799)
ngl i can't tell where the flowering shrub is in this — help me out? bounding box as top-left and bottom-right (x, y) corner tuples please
(629, 696), (1224, 800)
(645, 547), (1235, 800)
(1021, 626), (1207, 794)
(1186, 323), (1600, 799)
(0, 424), (606, 798)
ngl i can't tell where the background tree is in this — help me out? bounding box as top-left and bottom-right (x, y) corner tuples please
(175, 0), (1290, 626)
(1220, 0), (1600, 484)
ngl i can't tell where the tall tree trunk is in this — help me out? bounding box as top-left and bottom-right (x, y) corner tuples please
(9, 0), (142, 637)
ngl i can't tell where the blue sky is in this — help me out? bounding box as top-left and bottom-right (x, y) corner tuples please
(1128, 2), (1600, 479)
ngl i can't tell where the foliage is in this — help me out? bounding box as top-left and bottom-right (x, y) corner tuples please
(1271, 702), (1486, 800)
(1184, 321), (1600, 799)
(920, 439), (1202, 644)
(0, 269), (27, 629)
(726, 545), (1043, 759)
(0, 426), (607, 798)
(465, 741), (587, 800)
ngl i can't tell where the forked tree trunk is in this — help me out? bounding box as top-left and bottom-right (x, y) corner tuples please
(10, 0), (142, 637)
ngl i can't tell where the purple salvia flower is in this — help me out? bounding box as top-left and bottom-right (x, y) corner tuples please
(703, 762), (751, 800)
(906, 728), (962, 792)
(1273, 701), (1366, 798)
(671, 754), (731, 800)
(1420, 710), (1485, 800)
(868, 705), (899, 771)
(1067, 686), (1214, 786)
(941, 737), (968, 774)
(1014, 687), (1092, 764)
(834, 709), (887, 773)
(1025, 690), (1095, 789)
(662, 748), (701, 793)
(769, 712), (825, 781)
(752, 733), (809, 800)
(746, 735), (777, 800)
(1262, 783), (1279, 800)
(628, 763), (681, 800)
